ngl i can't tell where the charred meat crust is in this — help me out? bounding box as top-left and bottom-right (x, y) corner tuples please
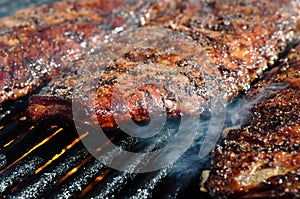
(0, 0), (178, 103)
(27, 0), (298, 130)
(204, 45), (300, 198)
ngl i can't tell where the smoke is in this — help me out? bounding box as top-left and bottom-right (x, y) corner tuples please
(149, 117), (212, 178)
(161, 82), (289, 184)
(229, 82), (288, 126)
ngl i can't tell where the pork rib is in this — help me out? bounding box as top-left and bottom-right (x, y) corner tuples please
(0, 0), (177, 103)
(28, 0), (299, 129)
(202, 44), (300, 198)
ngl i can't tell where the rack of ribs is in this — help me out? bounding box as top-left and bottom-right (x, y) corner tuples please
(0, 0), (299, 197)
(27, 0), (299, 129)
(0, 0), (178, 103)
(201, 44), (300, 198)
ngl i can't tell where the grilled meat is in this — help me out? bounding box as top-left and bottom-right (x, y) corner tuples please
(203, 45), (300, 198)
(0, 0), (177, 103)
(28, 0), (299, 129)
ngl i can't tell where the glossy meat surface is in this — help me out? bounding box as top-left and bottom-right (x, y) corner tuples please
(204, 45), (300, 198)
(0, 0), (176, 103)
(28, 0), (299, 129)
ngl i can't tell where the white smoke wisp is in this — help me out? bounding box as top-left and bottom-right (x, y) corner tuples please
(198, 97), (226, 159)
(229, 82), (288, 126)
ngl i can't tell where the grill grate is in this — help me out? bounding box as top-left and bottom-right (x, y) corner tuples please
(0, 100), (213, 199)
(1, 0), (299, 198)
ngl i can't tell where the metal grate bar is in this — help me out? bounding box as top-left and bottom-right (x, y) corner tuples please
(8, 149), (90, 198)
(0, 156), (44, 195)
(50, 136), (137, 199)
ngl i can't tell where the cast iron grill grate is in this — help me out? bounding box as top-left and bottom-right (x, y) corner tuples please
(0, 101), (212, 199)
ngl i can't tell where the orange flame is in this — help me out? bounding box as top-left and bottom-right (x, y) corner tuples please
(0, 128), (63, 174)
(35, 132), (89, 174)
(57, 154), (94, 184)
(19, 116), (27, 121)
(29, 126), (35, 131)
(77, 169), (112, 199)
(57, 136), (116, 184)
(3, 139), (15, 148)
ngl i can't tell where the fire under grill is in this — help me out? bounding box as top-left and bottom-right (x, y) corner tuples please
(1, 0), (300, 198)
(0, 97), (215, 199)
(0, 1), (221, 198)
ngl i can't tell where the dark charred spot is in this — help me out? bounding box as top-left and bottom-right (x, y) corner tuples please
(175, 59), (189, 67)
(29, 95), (71, 106)
(203, 2), (216, 13)
(98, 76), (117, 86)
